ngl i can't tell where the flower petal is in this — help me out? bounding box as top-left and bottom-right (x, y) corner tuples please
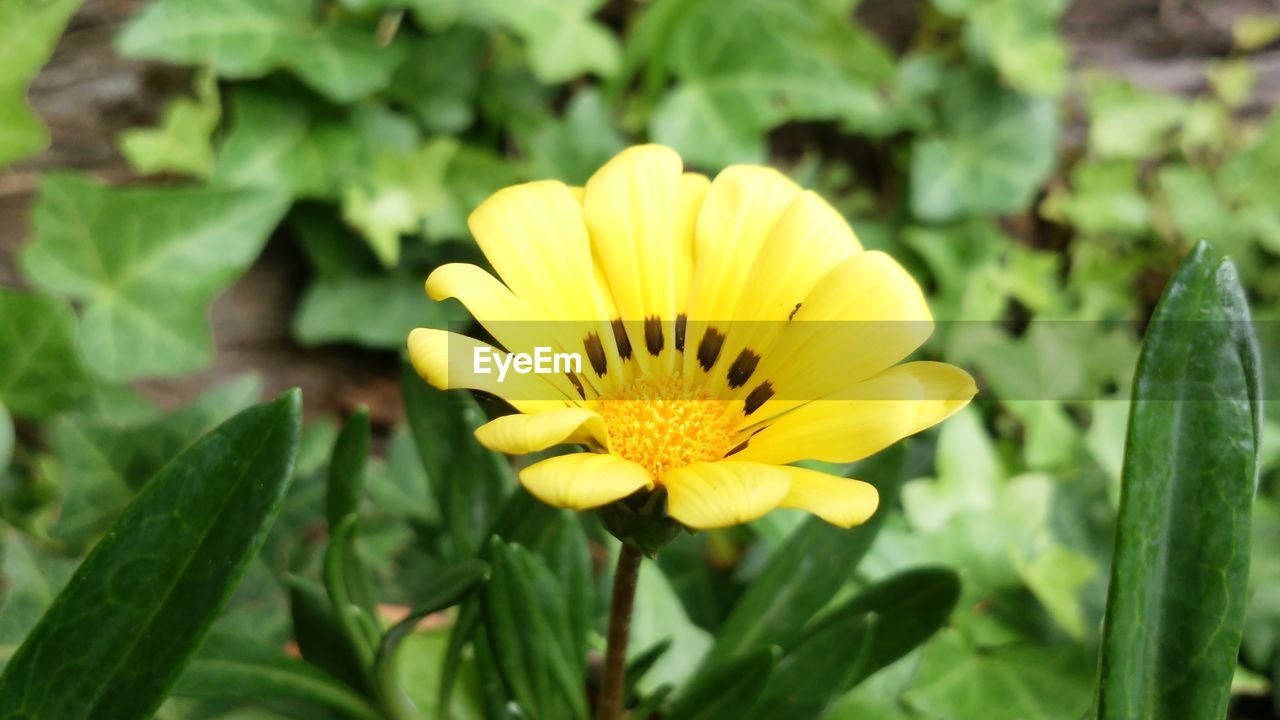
(475, 408), (610, 455)
(777, 467), (880, 528)
(519, 452), (653, 510)
(407, 328), (569, 414)
(663, 461), (792, 529)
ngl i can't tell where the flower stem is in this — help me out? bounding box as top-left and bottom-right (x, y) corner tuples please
(597, 542), (643, 720)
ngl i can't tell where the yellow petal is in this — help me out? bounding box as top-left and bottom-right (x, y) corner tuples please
(407, 328), (568, 414)
(735, 361), (976, 464)
(519, 452), (653, 510)
(663, 461), (792, 529)
(475, 408), (610, 455)
(777, 467), (879, 528)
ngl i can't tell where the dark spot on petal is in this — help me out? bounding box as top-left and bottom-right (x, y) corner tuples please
(675, 314), (687, 352)
(645, 316), (664, 356)
(611, 318), (632, 360)
(788, 302), (802, 321)
(725, 439), (749, 457)
(744, 381), (774, 415)
(566, 373), (586, 399)
(697, 327), (725, 371)
(584, 333), (607, 376)
(727, 349), (761, 389)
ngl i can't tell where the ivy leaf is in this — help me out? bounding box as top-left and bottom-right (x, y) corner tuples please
(964, 0), (1069, 96)
(119, 69), (221, 178)
(424, 145), (526, 241)
(476, 0), (620, 82)
(0, 0), (83, 167)
(520, 88), (626, 185)
(0, 531), (77, 671)
(341, 138), (457, 265)
(0, 289), (92, 419)
(1040, 160), (1150, 236)
(389, 26), (486, 134)
(648, 0), (891, 167)
(1084, 73), (1187, 160)
(22, 174), (289, 381)
(117, 0), (408, 103)
(910, 68), (1059, 222)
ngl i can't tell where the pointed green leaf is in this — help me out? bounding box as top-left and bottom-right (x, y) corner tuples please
(1097, 242), (1261, 720)
(23, 174), (289, 381)
(0, 0), (83, 167)
(173, 632), (381, 720)
(0, 290), (92, 419)
(665, 647), (777, 720)
(288, 578), (370, 694)
(328, 408), (371, 530)
(0, 390), (301, 719)
(119, 69), (221, 178)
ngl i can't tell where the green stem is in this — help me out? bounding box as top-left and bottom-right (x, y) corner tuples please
(597, 543), (643, 720)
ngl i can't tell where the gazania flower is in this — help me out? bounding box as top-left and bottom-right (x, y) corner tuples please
(408, 145), (975, 530)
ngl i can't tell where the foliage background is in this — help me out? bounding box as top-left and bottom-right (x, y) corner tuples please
(1, 0), (1279, 718)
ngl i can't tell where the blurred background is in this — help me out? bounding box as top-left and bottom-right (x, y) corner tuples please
(1, 0), (1279, 717)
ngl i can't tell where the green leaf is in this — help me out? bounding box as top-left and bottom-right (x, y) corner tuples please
(325, 515), (380, 666)
(0, 289), (92, 419)
(0, 390), (301, 718)
(340, 138), (457, 265)
(23, 174), (289, 381)
(0, 531), (77, 670)
(702, 447), (906, 667)
(328, 408), (371, 530)
(389, 26), (486, 133)
(1040, 160), (1150, 237)
(212, 86), (361, 199)
(629, 557), (713, 694)
(648, 0), (890, 167)
(424, 145), (526, 241)
(744, 568), (961, 720)
(0, 0), (82, 167)
(475, 0), (619, 82)
(288, 577), (370, 694)
(0, 403), (11, 475)
(665, 647), (777, 720)
(903, 630), (1093, 719)
(119, 69), (221, 178)
(520, 88), (625, 185)
(964, 0), (1069, 96)
(910, 68), (1059, 222)
(117, 0), (408, 102)
(173, 632), (382, 720)
(402, 361), (515, 559)
(47, 376), (262, 551)
(1084, 73), (1187, 160)
(481, 538), (589, 720)
(1097, 242), (1261, 719)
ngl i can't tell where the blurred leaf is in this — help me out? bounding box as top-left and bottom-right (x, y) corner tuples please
(666, 647), (776, 720)
(744, 568), (961, 720)
(910, 68), (1058, 222)
(0, 531), (77, 670)
(1206, 59), (1255, 108)
(903, 630), (1093, 719)
(0, 391), (301, 718)
(1013, 544), (1094, 639)
(341, 138), (457, 264)
(648, 0), (891, 167)
(389, 25), (486, 133)
(328, 409), (371, 532)
(521, 88), (625, 185)
(0, 289), (92, 419)
(1097, 243), (1260, 719)
(0, 404), (11, 475)
(629, 557), (714, 693)
(1233, 14), (1280, 51)
(1243, 497), (1280, 669)
(395, 626), (487, 720)
(23, 174), (289, 381)
(476, 0), (619, 82)
(120, 68), (221, 178)
(704, 447), (906, 667)
(47, 375), (261, 551)
(425, 145), (526, 241)
(0, 0), (82, 167)
(1085, 74), (1187, 160)
(402, 362), (515, 559)
(295, 269), (466, 350)
(1041, 160), (1150, 236)
(118, 0), (408, 102)
(289, 577), (370, 694)
(1157, 164), (1242, 255)
(965, 0), (1069, 96)
(213, 86), (361, 199)
(173, 632), (381, 720)
(481, 538), (588, 720)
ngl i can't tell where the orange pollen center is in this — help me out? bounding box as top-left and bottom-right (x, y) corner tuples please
(595, 376), (736, 479)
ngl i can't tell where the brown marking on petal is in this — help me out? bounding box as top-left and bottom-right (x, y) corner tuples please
(725, 439), (749, 457)
(584, 333), (608, 376)
(566, 373), (586, 399)
(644, 316), (664, 356)
(744, 381), (775, 416)
(727, 349), (761, 389)
(697, 327), (725, 371)
(611, 318), (633, 360)
(788, 302), (802, 320)
(674, 314), (687, 352)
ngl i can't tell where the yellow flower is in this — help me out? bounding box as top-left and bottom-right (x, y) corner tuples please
(408, 145), (975, 530)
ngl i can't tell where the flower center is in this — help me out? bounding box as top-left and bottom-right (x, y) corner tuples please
(595, 375), (736, 479)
